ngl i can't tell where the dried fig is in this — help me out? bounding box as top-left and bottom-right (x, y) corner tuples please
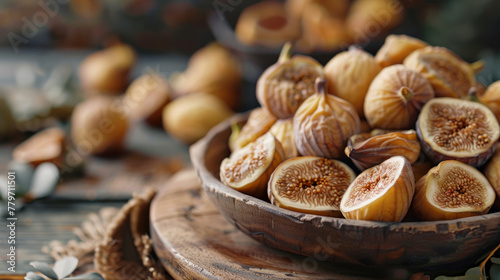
(235, 1), (300, 48)
(220, 132), (285, 198)
(411, 155), (434, 183)
(484, 144), (500, 209)
(375, 34), (428, 68)
(412, 160), (495, 221)
(416, 97), (500, 167)
(257, 43), (324, 119)
(79, 43), (136, 95)
(294, 79), (360, 159)
(298, 3), (351, 52)
(346, 0), (404, 44)
(163, 93), (233, 144)
(364, 65), (434, 130)
(324, 47), (380, 117)
(268, 156), (356, 217)
(269, 118), (298, 159)
(71, 96), (128, 156)
(340, 156), (415, 222)
(13, 127), (66, 166)
(286, 0), (349, 20)
(229, 107), (277, 151)
(345, 129), (421, 170)
(403, 46), (475, 99)
(123, 72), (171, 127)
(171, 43), (242, 110)
(478, 80), (500, 123)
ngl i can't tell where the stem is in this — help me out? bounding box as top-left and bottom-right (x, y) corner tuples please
(278, 42), (294, 63)
(479, 243), (500, 276)
(315, 77), (326, 96)
(400, 87), (413, 101)
(470, 60), (485, 75)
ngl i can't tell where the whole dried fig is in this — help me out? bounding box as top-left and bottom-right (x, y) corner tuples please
(416, 97), (500, 167)
(269, 118), (298, 159)
(257, 43), (324, 119)
(171, 43), (242, 110)
(403, 46), (475, 99)
(345, 129), (421, 170)
(13, 127), (66, 166)
(163, 93), (233, 144)
(375, 34), (428, 68)
(229, 107), (277, 151)
(79, 43), (136, 95)
(484, 144), (500, 209)
(411, 155), (434, 183)
(220, 132), (285, 198)
(235, 1), (300, 48)
(412, 160), (495, 221)
(324, 47), (380, 117)
(286, 0), (349, 20)
(294, 78), (360, 158)
(340, 156), (415, 222)
(123, 72), (171, 127)
(268, 156), (356, 217)
(479, 80), (500, 123)
(71, 96), (128, 156)
(364, 64), (434, 130)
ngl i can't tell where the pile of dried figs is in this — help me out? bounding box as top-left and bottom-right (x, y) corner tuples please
(220, 35), (500, 223)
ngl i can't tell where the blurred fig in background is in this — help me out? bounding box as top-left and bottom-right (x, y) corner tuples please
(162, 93), (233, 144)
(70, 96), (129, 156)
(286, 0), (349, 21)
(235, 1), (301, 48)
(79, 43), (137, 96)
(346, 0), (404, 44)
(171, 43), (242, 110)
(123, 73), (172, 127)
(13, 127), (66, 167)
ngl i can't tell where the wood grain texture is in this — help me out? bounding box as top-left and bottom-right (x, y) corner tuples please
(189, 114), (500, 271)
(150, 169), (408, 279)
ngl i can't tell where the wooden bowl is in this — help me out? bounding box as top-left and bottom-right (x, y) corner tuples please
(190, 113), (500, 271)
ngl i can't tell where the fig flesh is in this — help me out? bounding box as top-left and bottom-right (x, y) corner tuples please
(412, 160), (495, 221)
(268, 156), (356, 217)
(220, 132), (285, 198)
(340, 156), (415, 222)
(416, 97), (500, 167)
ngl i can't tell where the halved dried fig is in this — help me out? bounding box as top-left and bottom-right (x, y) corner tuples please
(403, 46), (475, 99)
(364, 64), (434, 130)
(229, 107), (277, 151)
(412, 160), (495, 221)
(324, 47), (380, 117)
(484, 144), (500, 209)
(269, 118), (298, 159)
(345, 129), (421, 170)
(340, 156), (415, 222)
(268, 156), (356, 217)
(411, 155), (434, 183)
(235, 1), (300, 48)
(294, 78), (360, 158)
(220, 132), (285, 198)
(257, 43), (324, 119)
(416, 97), (500, 167)
(375, 34), (428, 68)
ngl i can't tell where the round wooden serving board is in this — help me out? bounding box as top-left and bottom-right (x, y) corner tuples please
(150, 169), (414, 280)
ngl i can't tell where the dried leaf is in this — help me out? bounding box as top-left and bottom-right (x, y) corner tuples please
(29, 261), (58, 280)
(24, 272), (46, 280)
(491, 257), (500, 265)
(465, 267), (483, 276)
(65, 272), (105, 280)
(53, 256), (78, 279)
